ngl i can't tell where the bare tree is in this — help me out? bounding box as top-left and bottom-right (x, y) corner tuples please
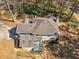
(3, 0), (16, 22)
(68, 0), (78, 19)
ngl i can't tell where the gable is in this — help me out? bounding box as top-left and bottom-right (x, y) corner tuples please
(20, 34), (34, 48)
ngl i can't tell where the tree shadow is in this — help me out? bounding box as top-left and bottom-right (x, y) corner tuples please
(45, 35), (79, 59)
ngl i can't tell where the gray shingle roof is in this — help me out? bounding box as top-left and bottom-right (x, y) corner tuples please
(33, 22), (58, 35)
(16, 23), (36, 34)
(16, 18), (59, 35)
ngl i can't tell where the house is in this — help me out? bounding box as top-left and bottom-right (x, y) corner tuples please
(16, 18), (59, 51)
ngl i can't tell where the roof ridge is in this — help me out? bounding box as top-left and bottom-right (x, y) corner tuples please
(32, 22), (42, 34)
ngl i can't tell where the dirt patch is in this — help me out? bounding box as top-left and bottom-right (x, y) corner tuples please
(73, 13), (79, 22)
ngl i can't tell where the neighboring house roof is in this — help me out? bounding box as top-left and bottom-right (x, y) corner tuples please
(16, 18), (59, 35)
(0, 3), (5, 6)
(0, 2), (6, 9)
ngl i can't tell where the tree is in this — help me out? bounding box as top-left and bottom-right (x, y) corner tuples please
(3, 0), (16, 22)
(68, 0), (78, 19)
